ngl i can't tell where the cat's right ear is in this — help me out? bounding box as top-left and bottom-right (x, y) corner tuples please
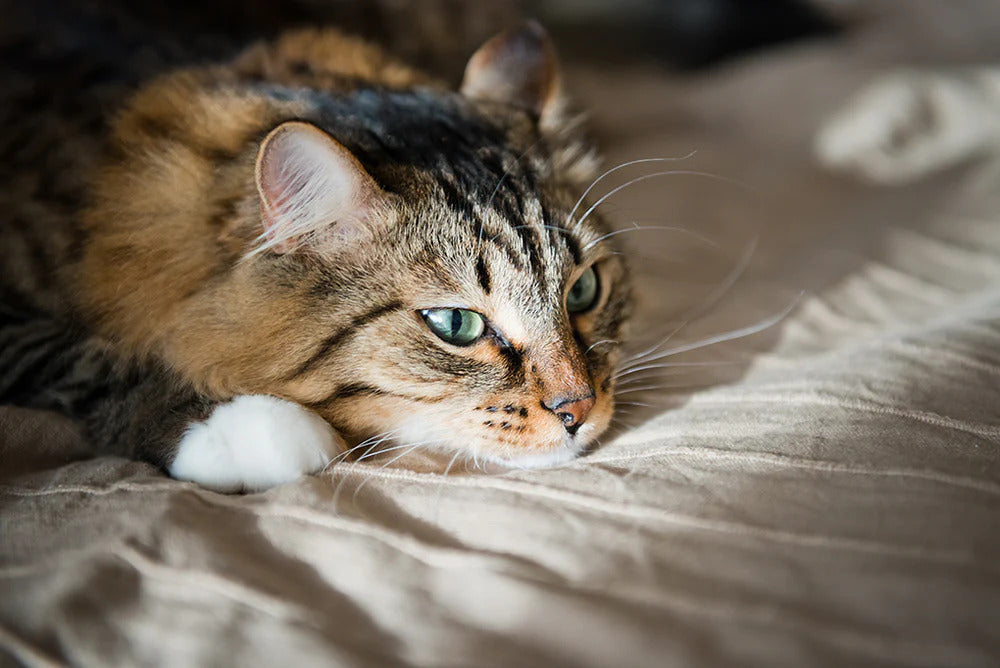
(252, 121), (384, 256)
(461, 21), (564, 127)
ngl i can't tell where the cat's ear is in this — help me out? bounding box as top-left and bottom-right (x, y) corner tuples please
(461, 21), (564, 125)
(253, 121), (383, 255)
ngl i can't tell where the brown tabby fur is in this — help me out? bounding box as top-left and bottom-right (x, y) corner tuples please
(6, 18), (630, 466)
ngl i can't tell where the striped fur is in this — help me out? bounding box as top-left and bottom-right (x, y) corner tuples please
(1, 13), (632, 473)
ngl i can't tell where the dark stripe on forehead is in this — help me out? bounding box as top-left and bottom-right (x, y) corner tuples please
(512, 224), (548, 290)
(475, 255), (492, 294)
(543, 208), (583, 265)
(436, 177), (524, 271)
(437, 176), (476, 219)
(286, 300), (404, 379)
(560, 229), (583, 265)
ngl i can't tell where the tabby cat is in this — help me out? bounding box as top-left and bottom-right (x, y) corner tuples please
(0, 11), (631, 491)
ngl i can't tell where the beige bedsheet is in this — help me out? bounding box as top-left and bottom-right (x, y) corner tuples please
(3, 2), (1000, 666)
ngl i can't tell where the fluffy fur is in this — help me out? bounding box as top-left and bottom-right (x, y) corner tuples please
(170, 395), (344, 492)
(1, 18), (632, 486)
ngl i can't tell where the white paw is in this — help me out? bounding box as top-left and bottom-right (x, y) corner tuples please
(169, 395), (344, 492)
(815, 72), (997, 184)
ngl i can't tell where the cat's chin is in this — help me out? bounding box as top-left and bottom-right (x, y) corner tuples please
(478, 436), (586, 470)
(487, 447), (583, 470)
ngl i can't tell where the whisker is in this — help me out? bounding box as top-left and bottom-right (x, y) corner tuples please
(585, 339), (619, 354)
(480, 138), (544, 253)
(567, 154), (697, 225)
(628, 294), (803, 367)
(621, 236), (759, 366)
(509, 224), (578, 236)
(349, 442), (432, 507)
(613, 359), (739, 380)
(334, 429), (402, 466)
(354, 441), (427, 462)
(432, 449), (465, 520)
(583, 222), (718, 253)
(574, 169), (755, 231)
(614, 381), (716, 395)
(335, 439), (437, 510)
(323, 430), (400, 471)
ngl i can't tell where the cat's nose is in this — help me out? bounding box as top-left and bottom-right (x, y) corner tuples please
(543, 392), (596, 435)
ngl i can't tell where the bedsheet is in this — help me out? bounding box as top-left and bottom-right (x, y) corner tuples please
(3, 1), (1000, 666)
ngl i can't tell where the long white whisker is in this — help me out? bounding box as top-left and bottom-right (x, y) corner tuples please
(585, 339), (619, 354)
(631, 294), (803, 367)
(355, 441), (428, 462)
(324, 429), (402, 471)
(620, 236), (759, 366)
(480, 139), (544, 254)
(431, 449), (465, 520)
(575, 170), (754, 231)
(614, 381), (714, 395)
(349, 442), (432, 507)
(613, 360), (738, 380)
(583, 222), (719, 253)
(567, 154), (697, 225)
(336, 438), (441, 510)
(509, 224), (577, 236)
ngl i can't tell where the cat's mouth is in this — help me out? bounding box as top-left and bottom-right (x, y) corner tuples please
(325, 384), (614, 472)
(466, 387), (614, 469)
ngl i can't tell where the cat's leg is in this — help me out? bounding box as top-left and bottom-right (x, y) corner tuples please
(815, 68), (1000, 184)
(1, 310), (345, 491)
(168, 395), (345, 492)
(81, 372), (346, 492)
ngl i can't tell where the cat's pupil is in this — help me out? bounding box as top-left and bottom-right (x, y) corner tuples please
(421, 308), (485, 346)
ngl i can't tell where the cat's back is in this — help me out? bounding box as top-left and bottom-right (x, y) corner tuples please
(0, 1), (233, 314)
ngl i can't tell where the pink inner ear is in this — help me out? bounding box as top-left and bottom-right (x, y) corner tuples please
(461, 21), (560, 118)
(253, 121), (378, 255)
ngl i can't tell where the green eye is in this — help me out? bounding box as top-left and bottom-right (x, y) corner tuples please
(566, 266), (599, 313)
(421, 308), (486, 346)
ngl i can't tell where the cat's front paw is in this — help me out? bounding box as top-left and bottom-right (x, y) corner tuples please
(168, 395), (344, 492)
(815, 71), (997, 184)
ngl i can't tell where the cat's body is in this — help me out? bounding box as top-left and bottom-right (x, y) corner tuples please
(1, 7), (630, 490)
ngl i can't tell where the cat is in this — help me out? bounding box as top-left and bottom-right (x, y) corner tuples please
(815, 67), (1000, 184)
(0, 12), (632, 492)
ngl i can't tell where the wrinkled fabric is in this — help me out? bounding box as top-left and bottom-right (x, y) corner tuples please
(3, 1), (1000, 666)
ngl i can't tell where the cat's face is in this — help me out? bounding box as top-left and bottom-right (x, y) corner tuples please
(249, 25), (631, 466)
(86, 22), (630, 468)
(282, 180), (630, 467)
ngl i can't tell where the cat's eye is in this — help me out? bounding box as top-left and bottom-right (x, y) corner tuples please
(566, 266), (599, 313)
(421, 308), (486, 346)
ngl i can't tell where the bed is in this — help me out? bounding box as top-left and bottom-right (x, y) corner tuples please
(3, 1), (1000, 665)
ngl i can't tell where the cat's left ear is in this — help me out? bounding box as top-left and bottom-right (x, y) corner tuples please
(461, 21), (565, 127)
(252, 121), (386, 256)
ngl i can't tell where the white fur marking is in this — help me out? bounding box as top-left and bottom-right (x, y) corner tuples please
(169, 395), (344, 492)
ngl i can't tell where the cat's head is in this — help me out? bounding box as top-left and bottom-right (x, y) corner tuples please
(251, 24), (630, 467)
(92, 23), (632, 468)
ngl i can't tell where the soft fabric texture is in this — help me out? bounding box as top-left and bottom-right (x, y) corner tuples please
(3, 1), (1000, 665)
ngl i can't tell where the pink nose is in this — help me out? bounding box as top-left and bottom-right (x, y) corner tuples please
(543, 393), (595, 435)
